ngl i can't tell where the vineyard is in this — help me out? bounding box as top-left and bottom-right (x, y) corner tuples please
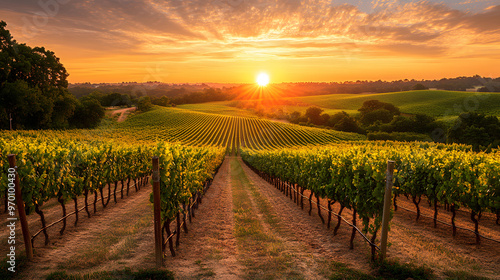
(241, 141), (500, 251)
(1, 105), (500, 279)
(115, 107), (365, 150)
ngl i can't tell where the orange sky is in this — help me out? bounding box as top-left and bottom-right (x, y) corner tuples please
(2, 0), (499, 83)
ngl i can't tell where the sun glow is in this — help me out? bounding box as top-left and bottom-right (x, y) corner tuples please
(256, 73), (270, 86)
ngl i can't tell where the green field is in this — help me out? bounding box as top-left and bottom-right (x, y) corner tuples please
(193, 90), (500, 123)
(291, 90), (500, 119)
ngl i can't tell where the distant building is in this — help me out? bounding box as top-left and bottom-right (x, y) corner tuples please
(466, 86), (482, 92)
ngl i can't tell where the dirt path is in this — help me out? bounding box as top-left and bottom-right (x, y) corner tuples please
(234, 157), (373, 277)
(111, 107), (136, 122)
(165, 156), (371, 279)
(164, 156), (242, 279)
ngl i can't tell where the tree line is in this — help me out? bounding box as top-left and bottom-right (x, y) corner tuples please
(289, 101), (500, 150)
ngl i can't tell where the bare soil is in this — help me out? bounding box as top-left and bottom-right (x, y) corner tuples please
(110, 107), (136, 122)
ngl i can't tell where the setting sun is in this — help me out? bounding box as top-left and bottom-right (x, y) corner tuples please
(257, 73), (270, 86)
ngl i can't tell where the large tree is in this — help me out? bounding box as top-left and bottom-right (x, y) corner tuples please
(448, 113), (500, 149)
(0, 21), (76, 129)
(305, 106), (324, 125)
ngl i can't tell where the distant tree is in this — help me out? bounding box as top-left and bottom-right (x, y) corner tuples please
(326, 111), (349, 127)
(360, 109), (394, 126)
(334, 115), (364, 134)
(358, 100), (400, 115)
(152, 96), (171, 107)
(448, 112), (500, 149)
(477, 86), (490, 92)
(320, 113), (330, 126)
(69, 98), (105, 128)
(305, 106), (324, 125)
(136, 96), (153, 112)
(289, 111), (302, 124)
(412, 84), (428, 90)
(389, 115), (416, 132)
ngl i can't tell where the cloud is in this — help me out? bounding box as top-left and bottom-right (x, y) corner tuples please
(1, 0), (499, 81)
(463, 4), (500, 32)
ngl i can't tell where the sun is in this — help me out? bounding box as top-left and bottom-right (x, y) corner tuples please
(256, 73), (270, 86)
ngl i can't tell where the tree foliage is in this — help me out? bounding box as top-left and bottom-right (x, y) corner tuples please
(69, 97), (105, 128)
(305, 106), (324, 125)
(0, 21), (89, 129)
(137, 96), (153, 112)
(448, 112), (500, 149)
(412, 83), (428, 90)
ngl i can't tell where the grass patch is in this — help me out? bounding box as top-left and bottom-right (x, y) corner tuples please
(57, 201), (152, 270)
(194, 260), (216, 278)
(376, 259), (433, 280)
(444, 270), (491, 280)
(0, 253), (28, 280)
(324, 261), (378, 280)
(230, 158), (304, 280)
(45, 268), (174, 280)
(321, 259), (434, 280)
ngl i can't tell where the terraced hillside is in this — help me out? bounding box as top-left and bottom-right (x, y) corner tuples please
(116, 106), (364, 150)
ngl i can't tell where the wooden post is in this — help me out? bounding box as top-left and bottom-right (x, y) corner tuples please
(380, 160), (395, 260)
(8, 154), (33, 260)
(152, 156), (163, 267)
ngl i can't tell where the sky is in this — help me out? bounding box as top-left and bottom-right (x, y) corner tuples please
(1, 0), (499, 83)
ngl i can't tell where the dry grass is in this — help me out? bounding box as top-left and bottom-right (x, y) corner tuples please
(56, 201), (152, 270)
(230, 158), (304, 280)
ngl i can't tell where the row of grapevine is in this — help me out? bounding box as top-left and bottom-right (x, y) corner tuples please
(152, 142), (225, 221)
(116, 107), (365, 149)
(0, 134), (225, 250)
(0, 135), (154, 244)
(241, 141), (500, 249)
(151, 142), (225, 258)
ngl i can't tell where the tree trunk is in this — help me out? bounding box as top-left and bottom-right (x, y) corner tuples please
(73, 197), (79, 227)
(316, 194), (325, 224)
(308, 192), (313, 216)
(35, 203), (49, 246)
(121, 179), (125, 199)
(106, 183), (111, 205)
(84, 189), (91, 218)
(113, 181), (118, 203)
(93, 191), (98, 213)
(451, 204), (457, 236)
(370, 229), (378, 261)
(334, 205), (345, 236)
(57, 194), (66, 235)
(350, 209), (357, 250)
(127, 178), (131, 196)
(412, 195), (421, 221)
(165, 218), (176, 256)
(471, 210), (480, 244)
(300, 188), (305, 209)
